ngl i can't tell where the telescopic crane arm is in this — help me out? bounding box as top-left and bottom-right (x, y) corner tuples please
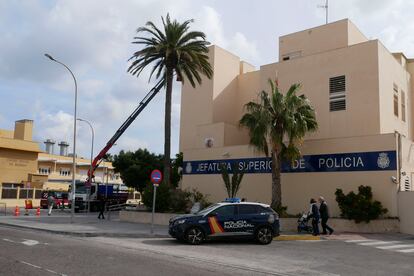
(86, 81), (163, 184)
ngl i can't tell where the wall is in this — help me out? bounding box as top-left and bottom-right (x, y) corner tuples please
(0, 148), (38, 185)
(378, 42), (412, 139)
(182, 133), (399, 217)
(398, 191), (414, 235)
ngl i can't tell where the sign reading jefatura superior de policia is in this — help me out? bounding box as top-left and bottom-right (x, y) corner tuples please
(183, 150), (396, 174)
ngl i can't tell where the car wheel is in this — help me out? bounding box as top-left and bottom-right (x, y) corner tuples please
(255, 226), (273, 245)
(185, 227), (204, 245)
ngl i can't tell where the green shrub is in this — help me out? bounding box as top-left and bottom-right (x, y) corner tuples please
(169, 188), (211, 213)
(142, 183), (171, 213)
(335, 185), (387, 223)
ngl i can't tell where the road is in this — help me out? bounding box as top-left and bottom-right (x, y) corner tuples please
(1, 226), (414, 275)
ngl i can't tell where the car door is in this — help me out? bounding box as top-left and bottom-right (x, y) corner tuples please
(236, 204), (259, 235)
(207, 205), (236, 236)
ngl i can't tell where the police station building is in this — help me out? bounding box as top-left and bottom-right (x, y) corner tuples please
(179, 19), (414, 217)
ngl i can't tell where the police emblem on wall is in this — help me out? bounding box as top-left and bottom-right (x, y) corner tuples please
(377, 152), (390, 169)
(185, 162), (193, 174)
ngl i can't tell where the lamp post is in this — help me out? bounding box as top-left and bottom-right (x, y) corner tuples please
(45, 53), (77, 223)
(77, 118), (94, 214)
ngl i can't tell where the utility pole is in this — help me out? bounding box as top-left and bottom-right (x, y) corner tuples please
(318, 0), (329, 24)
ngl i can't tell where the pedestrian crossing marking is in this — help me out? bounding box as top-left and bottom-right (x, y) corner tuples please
(396, 248), (414, 253)
(359, 241), (399, 246)
(377, 244), (414, 250)
(345, 239), (377, 243)
(344, 238), (414, 254)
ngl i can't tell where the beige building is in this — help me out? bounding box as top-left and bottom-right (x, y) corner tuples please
(0, 119), (122, 207)
(180, 19), (414, 218)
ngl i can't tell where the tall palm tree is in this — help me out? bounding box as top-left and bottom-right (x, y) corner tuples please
(239, 80), (318, 209)
(128, 14), (213, 186)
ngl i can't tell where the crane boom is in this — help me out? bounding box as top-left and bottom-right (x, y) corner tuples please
(86, 82), (163, 183)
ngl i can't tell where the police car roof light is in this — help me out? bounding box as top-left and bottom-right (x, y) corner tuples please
(224, 198), (241, 203)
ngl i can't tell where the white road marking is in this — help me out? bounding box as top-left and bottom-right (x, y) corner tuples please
(2, 238), (17, 243)
(396, 248), (414, 253)
(377, 244), (414, 250)
(345, 239), (377, 243)
(19, 260), (67, 276)
(359, 241), (399, 246)
(22, 239), (39, 246)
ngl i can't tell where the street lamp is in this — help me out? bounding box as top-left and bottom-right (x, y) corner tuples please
(45, 53), (78, 223)
(77, 118), (94, 213)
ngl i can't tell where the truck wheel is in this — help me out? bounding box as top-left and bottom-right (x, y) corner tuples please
(185, 227), (204, 245)
(255, 226), (273, 245)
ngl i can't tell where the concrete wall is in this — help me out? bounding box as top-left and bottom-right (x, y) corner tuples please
(182, 133), (398, 217)
(378, 42), (412, 139)
(398, 191), (414, 235)
(0, 148), (39, 184)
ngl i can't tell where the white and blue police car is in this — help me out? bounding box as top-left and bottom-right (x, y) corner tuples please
(169, 199), (280, 245)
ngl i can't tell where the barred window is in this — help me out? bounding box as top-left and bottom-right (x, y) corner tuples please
(401, 90), (406, 122)
(329, 75), (346, 111)
(393, 84), (399, 117)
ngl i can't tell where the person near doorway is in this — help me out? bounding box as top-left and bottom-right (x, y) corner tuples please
(47, 193), (54, 216)
(309, 198), (320, 236)
(319, 196), (334, 235)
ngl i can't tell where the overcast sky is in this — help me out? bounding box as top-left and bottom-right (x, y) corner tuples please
(1, 0), (413, 158)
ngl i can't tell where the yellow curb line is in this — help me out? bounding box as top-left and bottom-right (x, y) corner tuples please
(274, 235), (321, 241)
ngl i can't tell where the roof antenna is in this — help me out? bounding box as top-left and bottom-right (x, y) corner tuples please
(318, 0), (329, 24)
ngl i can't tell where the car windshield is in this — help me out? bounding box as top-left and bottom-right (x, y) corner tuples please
(195, 203), (221, 216)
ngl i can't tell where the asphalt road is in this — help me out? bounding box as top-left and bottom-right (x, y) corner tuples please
(1, 226), (414, 276)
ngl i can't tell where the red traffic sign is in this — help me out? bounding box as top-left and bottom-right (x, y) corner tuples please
(150, 169), (162, 185)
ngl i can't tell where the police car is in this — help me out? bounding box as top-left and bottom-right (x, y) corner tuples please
(169, 199), (280, 245)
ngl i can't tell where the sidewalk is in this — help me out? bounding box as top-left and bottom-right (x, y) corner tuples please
(0, 210), (169, 238)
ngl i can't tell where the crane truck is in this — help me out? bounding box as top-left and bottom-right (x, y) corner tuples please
(71, 80), (164, 212)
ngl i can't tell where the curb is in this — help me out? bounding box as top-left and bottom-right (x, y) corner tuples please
(0, 222), (169, 238)
(275, 234), (321, 241)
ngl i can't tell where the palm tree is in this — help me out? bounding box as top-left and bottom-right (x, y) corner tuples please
(239, 80), (318, 209)
(128, 14), (213, 186)
(220, 163), (244, 198)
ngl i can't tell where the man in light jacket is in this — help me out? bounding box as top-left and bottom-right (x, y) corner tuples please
(47, 193), (54, 216)
(309, 198), (320, 236)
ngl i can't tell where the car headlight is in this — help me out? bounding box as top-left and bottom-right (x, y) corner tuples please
(177, 219), (186, 224)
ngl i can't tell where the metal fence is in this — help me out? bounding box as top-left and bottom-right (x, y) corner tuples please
(0, 202), (6, 216)
(1, 187), (18, 199)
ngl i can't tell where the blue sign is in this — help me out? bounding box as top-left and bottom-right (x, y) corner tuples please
(150, 169), (163, 184)
(182, 150), (396, 175)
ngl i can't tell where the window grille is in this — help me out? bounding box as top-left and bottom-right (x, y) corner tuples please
(329, 75), (346, 111)
(401, 90), (406, 122)
(393, 84), (399, 117)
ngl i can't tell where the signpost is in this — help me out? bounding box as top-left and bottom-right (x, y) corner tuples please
(150, 169), (162, 234)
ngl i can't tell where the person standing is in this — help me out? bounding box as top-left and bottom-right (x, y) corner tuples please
(309, 198), (320, 236)
(319, 196), (334, 235)
(98, 196), (105, 220)
(47, 193), (54, 216)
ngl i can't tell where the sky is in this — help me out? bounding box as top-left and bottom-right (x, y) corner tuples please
(1, 0), (414, 159)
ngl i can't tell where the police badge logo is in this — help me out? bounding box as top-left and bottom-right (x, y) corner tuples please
(377, 152), (390, 169)
(185, 162), (192, 174)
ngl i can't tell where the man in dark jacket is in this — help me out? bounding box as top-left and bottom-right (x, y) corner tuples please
(98, 196), (106, 220)
(319, 196), (334, 235)
(309, 198), (320, 236)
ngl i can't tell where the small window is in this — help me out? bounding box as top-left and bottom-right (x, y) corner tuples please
(401, 90), (406, 122)
(59, 168), (71, 176)
(329, 75), (346, 111)
(214, 205), (236, 217)
(393, 84), (399, 117)
(238, 205), (258, 215)
(38, 167), (50, 175)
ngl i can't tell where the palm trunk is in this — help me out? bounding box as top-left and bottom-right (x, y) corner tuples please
(271, 150), (282, 208)
(163, 69), (173, 187)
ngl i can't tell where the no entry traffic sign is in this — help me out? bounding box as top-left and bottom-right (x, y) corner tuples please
(150, 169), (162, 186)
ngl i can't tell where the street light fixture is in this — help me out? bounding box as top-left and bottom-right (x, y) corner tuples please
(77, 118), (94, 213)
(44, 53), (78, 223)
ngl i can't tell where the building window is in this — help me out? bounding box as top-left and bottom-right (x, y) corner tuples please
(401, 90), (406, 122)
(393, 84), (399, 117)
(59, 168), (71, 176)
(38, 167), (50, 175)
(329, 75), (346, 111)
